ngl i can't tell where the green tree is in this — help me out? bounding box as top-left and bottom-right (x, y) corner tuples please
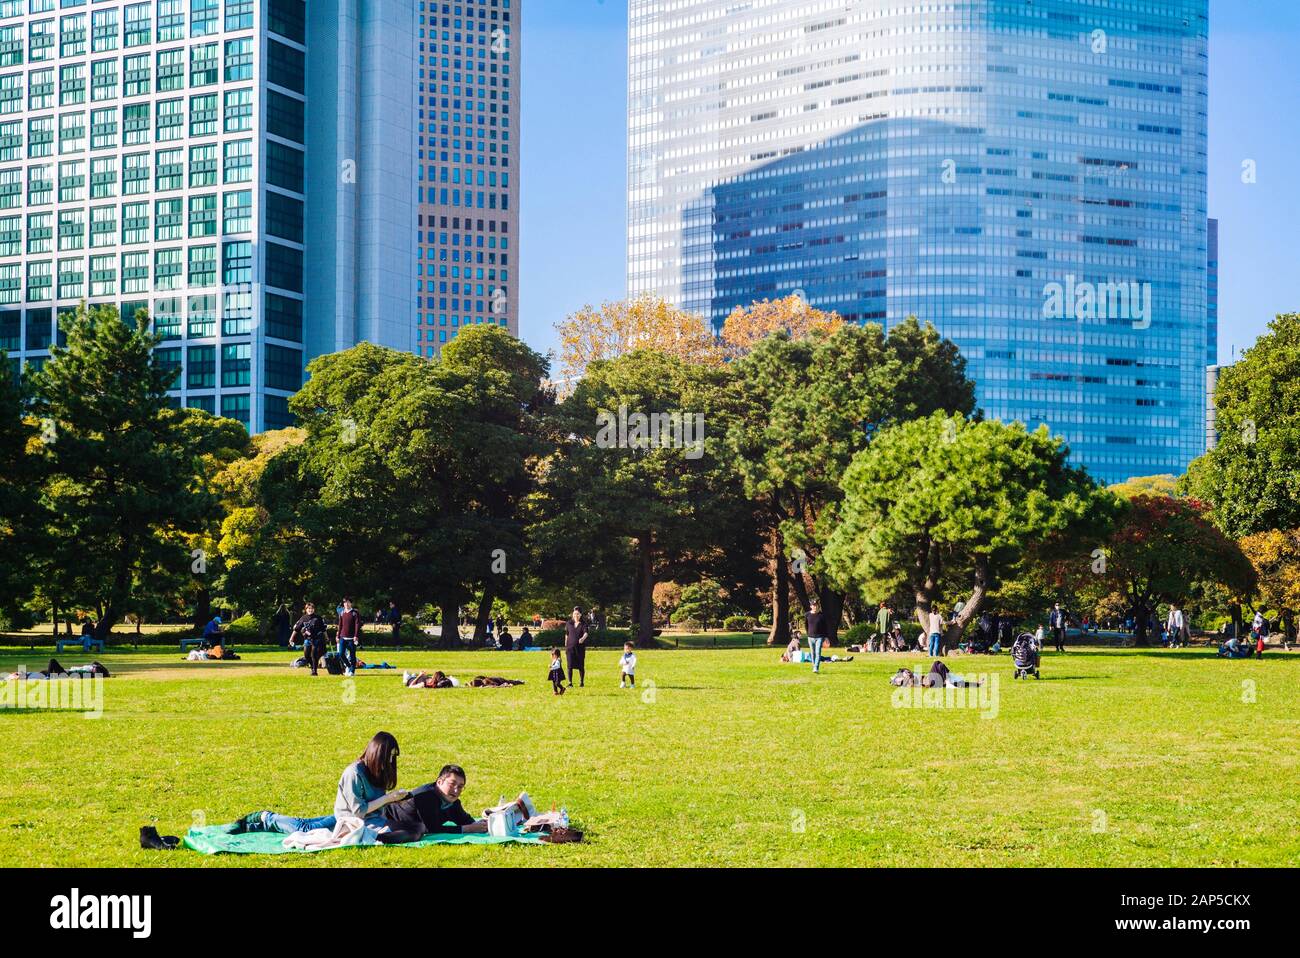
(824, 413), (1102, 649)
(1184, 313), (1300, 536)
(0, 354), (41, 621)
(27, 304), (233, 642)
(533, 350), (755, 647)
(674, 579), (733, 630)
(284, 329), (552, 648)
(1085, 494), (1256, 645)
(727, 319), (976, 643)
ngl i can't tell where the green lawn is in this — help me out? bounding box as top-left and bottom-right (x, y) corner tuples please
(2, 643), (1296, 867)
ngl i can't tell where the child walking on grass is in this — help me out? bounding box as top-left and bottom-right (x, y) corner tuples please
(619, 642), (637, 688)
(549, 648), (565, 695)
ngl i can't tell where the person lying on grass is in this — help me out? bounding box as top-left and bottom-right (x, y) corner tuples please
(232, 731), (410, 835)
(404, 670), (458, 688)
(375, 764), (488, 844)
(5, 658), (110, 679)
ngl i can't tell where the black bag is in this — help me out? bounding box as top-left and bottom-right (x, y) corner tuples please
(324, 652), (345, 676)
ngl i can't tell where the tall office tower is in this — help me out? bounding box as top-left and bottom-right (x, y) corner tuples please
(305, 1), (420, 365)
(0, 0), (315, 431)
(629, 0), (1210, 485)
(412, 0), (518, 359)
(1206, 216), (1218, 367)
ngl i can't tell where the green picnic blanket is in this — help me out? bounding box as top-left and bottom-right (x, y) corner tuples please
(183, 824), (544, 855)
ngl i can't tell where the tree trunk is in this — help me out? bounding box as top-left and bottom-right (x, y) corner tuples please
(630, 557), (644, 636)
(767, 534), (790, 646)
(943, 557), (990, 652)
(1132, 601), (1150, 646)
(635, 535), (655, 648)
(439, 597), (461, 650)
(51, 600), (59, 636)
(790, 565), (811, 618)
(194, 585), (211, 635)
(472, 588), (495, 645)
(912, 540), (941, 634)
(820, 588), (845, 645)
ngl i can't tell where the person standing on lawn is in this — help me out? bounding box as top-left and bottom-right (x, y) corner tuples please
(291, 602), (328, 675)
(806, 601), (829, 673)
(1165, 604), (1184, 648)
(926, 606), (944, 657)
(565, 607), (588, 688)
(1049, 602), (1067, 653)
(876, 602), (892, 644)
(386, 600), (402, 643)
(337, 598), (361, 677)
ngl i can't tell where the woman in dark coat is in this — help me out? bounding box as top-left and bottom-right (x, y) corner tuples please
(564, 607), (588, 688)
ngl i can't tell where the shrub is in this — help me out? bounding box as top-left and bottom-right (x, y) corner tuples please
(533, 628), (565, 647)
(224, 613), (262, 641)
(533, 627), (632, 649)
(842, 622), (874, 646)
(724, 615), (757, 632)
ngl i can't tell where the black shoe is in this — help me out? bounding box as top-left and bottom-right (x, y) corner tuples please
(139, 825), (180, 850)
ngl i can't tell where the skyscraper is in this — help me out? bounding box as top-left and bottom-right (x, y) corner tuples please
(1, 0), (519, 432)
(413, 0), (518, 359)
(306, 1), (420, 366)
(629, 0), (1210, 485)
(0, 0), (313, 431)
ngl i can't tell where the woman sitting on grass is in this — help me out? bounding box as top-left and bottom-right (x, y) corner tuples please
(232, 731), (409, 835)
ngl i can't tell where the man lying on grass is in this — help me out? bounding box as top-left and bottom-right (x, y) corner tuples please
(376, 764), (488, 844)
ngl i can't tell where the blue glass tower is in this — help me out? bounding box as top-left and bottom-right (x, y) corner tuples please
(629, 0), (1211, 484)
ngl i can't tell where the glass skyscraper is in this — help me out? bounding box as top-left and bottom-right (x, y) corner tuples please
(629, 0), (1211, 484)
(0, 0), (312, 430)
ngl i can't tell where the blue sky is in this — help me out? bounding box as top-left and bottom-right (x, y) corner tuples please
(519, 0), (1299, 366)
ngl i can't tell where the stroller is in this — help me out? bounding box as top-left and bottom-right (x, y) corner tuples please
(1011, 631), (1040, 679)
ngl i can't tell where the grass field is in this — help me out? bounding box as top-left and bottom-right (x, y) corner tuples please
(2, 642), (1296, 867)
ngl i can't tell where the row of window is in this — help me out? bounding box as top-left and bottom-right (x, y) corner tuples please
(0, 141), (252, 204)
(0, 1), (256, 52)
(3, 92), (255, 147)
(2, 289), (303, 350)
(0, 39), (252, 102)
(0, 191), (256, 256)
(153, 341), (301, 392)
(0, 239), (259, 302)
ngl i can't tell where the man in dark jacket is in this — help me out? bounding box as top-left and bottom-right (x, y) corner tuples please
(337, 597), (361, 677)
(806, 601), (828, 674)
(377, 765), (486, 844)
(290, 602), (328, 675)
(1049, 603), (1067, 652)
(386, 600), (401, 642)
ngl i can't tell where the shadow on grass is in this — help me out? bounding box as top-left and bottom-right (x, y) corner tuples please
(1120, 650), (1290, 661)
(1032, 675), (1114, 681)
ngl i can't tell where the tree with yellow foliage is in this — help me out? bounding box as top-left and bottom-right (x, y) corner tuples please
(719, 295), (844, 357)
(1239, 528), (1300, 646)
(554, 295), (722, 383)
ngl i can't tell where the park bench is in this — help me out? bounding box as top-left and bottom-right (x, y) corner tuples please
(180, 637), (204, 653)
(55, 637), (104, 654)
